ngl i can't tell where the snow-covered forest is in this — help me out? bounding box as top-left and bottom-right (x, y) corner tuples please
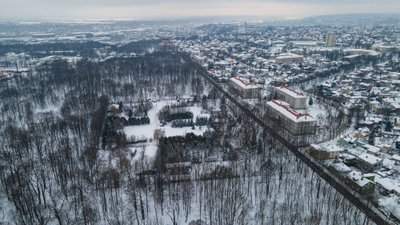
(0, 47), (375, 224)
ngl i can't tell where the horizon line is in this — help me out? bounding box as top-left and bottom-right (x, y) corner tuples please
(1, 12), (400, 24)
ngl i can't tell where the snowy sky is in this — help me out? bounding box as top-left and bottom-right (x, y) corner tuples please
(1, 0), (400, 21)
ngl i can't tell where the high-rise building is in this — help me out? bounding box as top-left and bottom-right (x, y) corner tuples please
(326, 32), (336, 47)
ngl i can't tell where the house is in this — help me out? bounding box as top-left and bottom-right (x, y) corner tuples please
(341, 153), (358, 167)
(108, 104), (121, 114)
(391, 155), (400, 164)
(363, 144), (381, 154)
(346, 170), (375, 195)
(375, 176), (400, 196)
(376, 144), (391, 154)
(309, 144), (342, 160)
(356, 153), (383, 173)
(329, 162), (352, 177)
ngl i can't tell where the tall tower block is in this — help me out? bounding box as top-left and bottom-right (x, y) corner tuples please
(326, 32), (336, 47)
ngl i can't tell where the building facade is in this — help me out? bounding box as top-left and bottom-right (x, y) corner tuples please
(275, 86), (307, 109)
(326, 32), (336, 47)
(275, 53), (303, 64)
(346, 171), (375, 195)
(309, 144), (340, 160)
(266, 100), (317, 135)
(229, 77), (262, 99)
(356, 153), (383, 173)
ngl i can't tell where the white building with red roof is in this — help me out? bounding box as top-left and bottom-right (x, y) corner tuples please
(266, 100), (317, 135)
(275, 86), (307, 109)
(229, 76), (262, 99)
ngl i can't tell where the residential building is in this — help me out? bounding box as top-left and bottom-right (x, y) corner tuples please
(229, 76), (262, 99)
(329, 162), (352, 177)
(275, 86), (307, 109)
(309, 144), (341, 160)
(356, 153), (383, 173)
(376, 177), (400, 196)
(275, 53), (303, 64)
(346, 171), (375, 195)
(266, 100), (317, 135)
(326, 32), (336, 47)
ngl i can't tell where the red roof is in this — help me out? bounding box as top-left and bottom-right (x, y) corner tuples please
(272, 100), (311, 119)
(160, 39), (173, 46)
(280, 86), (304, 96)
(234, 76), (251, 86)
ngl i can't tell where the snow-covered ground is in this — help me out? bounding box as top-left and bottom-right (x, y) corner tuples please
(34, 104), (60, 113)
(123, 100), (170, 140)
(379, 195), (400, 219)
(129, 143), (158, 161)
(122, 100), (212, 166)
(123, 100), (210, 141)
(307, 102), (327, 119)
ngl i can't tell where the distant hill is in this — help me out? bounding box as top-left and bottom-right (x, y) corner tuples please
(298, 13), (400, 26)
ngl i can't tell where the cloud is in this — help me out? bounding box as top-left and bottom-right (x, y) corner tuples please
(0, 0), (399, 20)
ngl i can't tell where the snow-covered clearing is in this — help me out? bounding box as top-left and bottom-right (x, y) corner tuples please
(34, 104), (60, 113)
(122, 100), (212, 165)
(123, 100), (210, 140)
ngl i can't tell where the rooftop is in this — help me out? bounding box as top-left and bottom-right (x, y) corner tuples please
(276, 86), (306, 98)
(376, 177), (400, 194)
(331, 162), (352, 173)
(291, 41), (318, 46)
(347, 171), (373, 187)
(312, 143), (343, 152)
(267, 100), (316, 123)
(230, 76), (261, 90)
(357, 152), (383, 165)
(276, 53), (303, 59)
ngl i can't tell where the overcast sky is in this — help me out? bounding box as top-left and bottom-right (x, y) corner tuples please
(1, 0), (400, 21)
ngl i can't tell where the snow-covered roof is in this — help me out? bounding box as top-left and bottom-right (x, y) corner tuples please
(344, 49), (380, 56)
(391, 155), (400, 162)
(357, 153), (383, 165)
(311, 143), (343, 152)
(347, 171), (373, 187)
(363, 144), (380, 153)
(343, 54), (360, 59)
(276, 53), (303, 60)
(276, 86), (306, 99)
(267, 100), (316, 123)
(291, 41), (318, 46)
(331, 162), (352, 173)
(230, 77), (261, 90)
(376, 177), (400, 194)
